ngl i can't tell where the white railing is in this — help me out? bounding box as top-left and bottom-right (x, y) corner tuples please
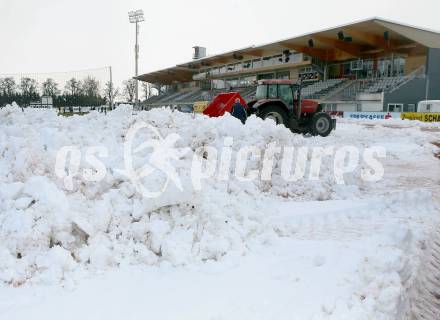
(390, 65), (426, 93)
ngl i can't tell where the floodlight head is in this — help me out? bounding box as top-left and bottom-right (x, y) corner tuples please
(128, 9), (145, 23)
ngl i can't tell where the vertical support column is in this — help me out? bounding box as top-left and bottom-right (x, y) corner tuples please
(135, 21), (139, 107)
(390, 53), (395, 77)
(373, 58), (378, 78)
(109, 66), (114, 110)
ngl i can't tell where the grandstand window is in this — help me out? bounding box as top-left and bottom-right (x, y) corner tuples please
(393, 57), (405, 76)
(273, 55), (283, 65)
(219, 65), (227, 74)
(252, 59), (262, 68)
(257, 73), (274, 80)
(406, 104), (416, 112)
(387, 103), (403, 112)
(193, 72), (207, 81)
(212, 79), (225, 89)
(276, 71), (290, 79)
(378, 59), (392, 77)
(291, 53), (303, 64)
(233, 63), (242, 72)
(342, 62), (351, 77)
(201, 81), (211, 90)
(300, 67), (313, 73)
(363, 60), (374, 70)
(243, 61), (252, 69)
(226, 78), (239, 88)
(262, 56), (272, 67)
(240, 76), (256, 86)
(350, 60), (363, 71)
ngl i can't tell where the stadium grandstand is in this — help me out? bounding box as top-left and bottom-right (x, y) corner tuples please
(137, 18), (440, 113)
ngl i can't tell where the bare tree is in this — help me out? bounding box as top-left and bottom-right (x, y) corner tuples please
(141, 82), (153, 100)
(20, 77), (38, 96)
(65, 78), (82, 96)
(0, 77), (16, 95)
(123, 79), (136, 102)
(82, 76), (100, 97)
(104, 81), (119, 105)
(42, 78), (59, 96)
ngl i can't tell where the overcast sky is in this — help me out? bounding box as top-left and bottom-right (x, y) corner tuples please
(1, 0), (440, 89)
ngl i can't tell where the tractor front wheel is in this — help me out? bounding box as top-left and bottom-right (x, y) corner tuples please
(259, 105), (288, 126)
(310, 112), (333, 137)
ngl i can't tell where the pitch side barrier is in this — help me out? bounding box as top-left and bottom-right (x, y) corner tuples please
(401, 112), (440, 122)
(326, 111), (440, 122)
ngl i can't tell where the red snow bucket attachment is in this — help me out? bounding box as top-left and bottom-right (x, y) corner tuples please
(203, 92), (247, 117)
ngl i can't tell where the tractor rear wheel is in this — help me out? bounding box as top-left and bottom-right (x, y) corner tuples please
(259, 105), (288, 126)
(310, 112), (333, 137)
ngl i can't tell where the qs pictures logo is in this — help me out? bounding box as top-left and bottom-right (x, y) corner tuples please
(118, 122), (190, 198)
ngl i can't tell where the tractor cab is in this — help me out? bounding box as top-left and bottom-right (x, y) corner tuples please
(249, 79), (336, 137)
(255, 80), (299, 108)
(252, 79), (320, 116)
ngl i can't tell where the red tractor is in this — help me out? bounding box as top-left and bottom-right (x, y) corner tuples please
(203, 79), (335, 137)
(247, 79), (335, 136)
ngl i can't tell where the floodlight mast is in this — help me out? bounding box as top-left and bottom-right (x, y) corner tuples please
(128, 9), (144, 107)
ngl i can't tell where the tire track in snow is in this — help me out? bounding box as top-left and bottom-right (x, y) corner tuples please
(276, 202), (423, 243)
(401, 227), (440, 320)
(396, 146), (440, 320)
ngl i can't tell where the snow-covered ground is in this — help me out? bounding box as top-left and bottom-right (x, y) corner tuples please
(0, 104), (439, 320)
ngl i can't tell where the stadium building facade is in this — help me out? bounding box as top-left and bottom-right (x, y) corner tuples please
(137, 18), (440, 113)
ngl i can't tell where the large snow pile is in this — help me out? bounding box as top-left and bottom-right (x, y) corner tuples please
(0, 104), (437, 287)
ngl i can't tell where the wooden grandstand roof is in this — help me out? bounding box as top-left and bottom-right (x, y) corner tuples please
(137, 18), (440, 84)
